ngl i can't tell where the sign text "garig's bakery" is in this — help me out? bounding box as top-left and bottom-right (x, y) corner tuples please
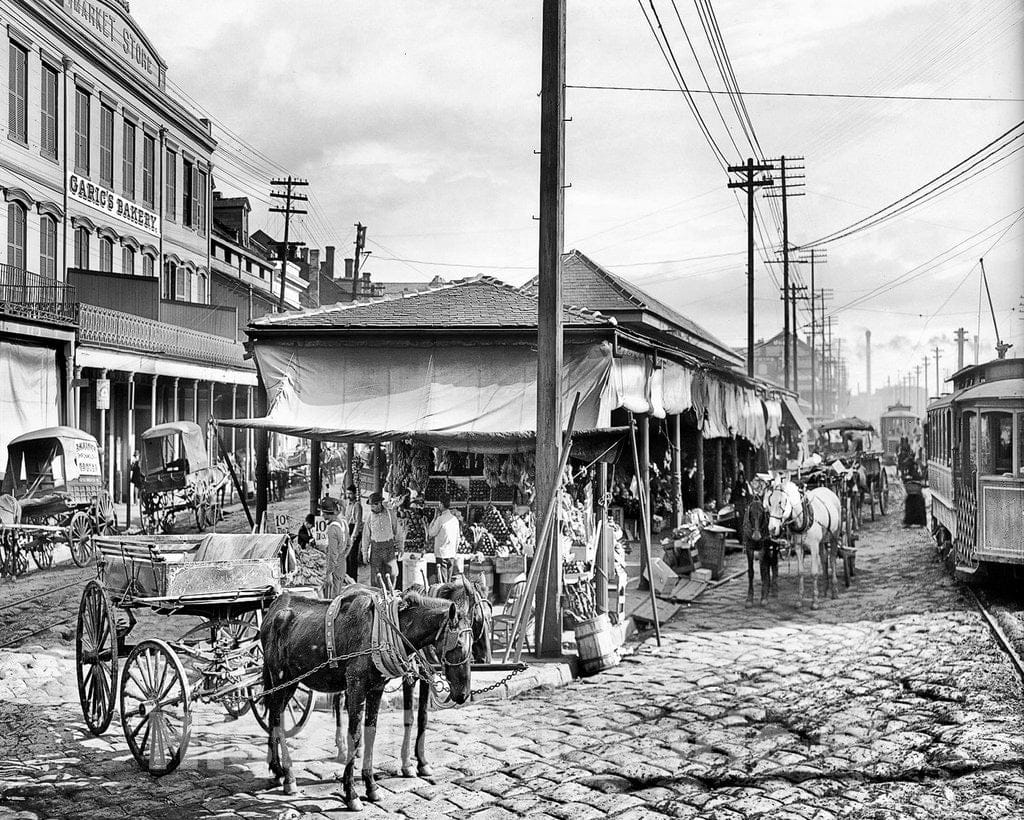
(67, 173), (161, 238)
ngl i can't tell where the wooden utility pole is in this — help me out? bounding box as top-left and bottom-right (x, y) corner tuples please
(934, 346), (942, 395)
(351, 223), (368, 298)
(765, 156), (804, 391)
(269, 176), (309, 310)
(727, 159), (774, 376)
(534, 0), (565, 657)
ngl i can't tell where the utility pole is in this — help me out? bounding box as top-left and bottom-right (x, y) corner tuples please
(727, 159), (774, 377)
(954, 327), (967, 371)
(933, 346), (942, 396)
(765, 156), (805, 391)
(351, 223), (368, 298)
(534, 0), (565, 658)
(914, 363), (922, 414)
(269, 176), (309, 310)
(799, 249), (827, 415)
(922, 356), (929, 407)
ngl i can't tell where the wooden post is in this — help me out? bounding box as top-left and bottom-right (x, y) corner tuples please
(309, 440), (322, 515)
(714, 438), (724, 507)
(730, 436), (739, 488)
(671, 413), (682, 528)
(254, 376), (269, 530)
(372, 443), (383, 493)
(126, 373), (135, 527)
(638, 413), (651, 589)
(345, 443), (355, 489)
(695, 428), (705, 509)
(595, 461), (609, 614)
(628, 415), (661, 646)
(534, 0), (566, 659)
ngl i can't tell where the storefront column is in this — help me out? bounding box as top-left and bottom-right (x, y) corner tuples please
(127, 373), (136, 520)
(230, 384), (238, 456)
(730, 436), (739, 487)
(671, 413), (682, 528)
(372, 443), (383, 493)
(74, 365), (83, 427)
(150, 375), (158, 429)
(246, 387), (254, 488)
(98, 369), (109, 496)
(695, 428), (705, 509)
(345, 443), (354, 488)
(638, 413), (651, 589)
(255, 378), (269, 529)
(192, 379), (199, 423)
(172, 378), (180, 422)
(309, 440), (322, 516)
(713, 438), (723, 507)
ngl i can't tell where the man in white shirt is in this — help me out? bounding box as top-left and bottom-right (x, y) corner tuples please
(426, 495), (461, 583)
(364, 492), (399, 589)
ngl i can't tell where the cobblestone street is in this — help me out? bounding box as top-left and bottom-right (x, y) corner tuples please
(2, 508), (1023, 820)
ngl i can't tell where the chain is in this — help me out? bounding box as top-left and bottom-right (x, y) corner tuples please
(470, 663), (529, 698)
(250, 643), (387, 703)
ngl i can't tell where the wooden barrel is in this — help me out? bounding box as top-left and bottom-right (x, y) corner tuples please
(574, 613), (620, 676)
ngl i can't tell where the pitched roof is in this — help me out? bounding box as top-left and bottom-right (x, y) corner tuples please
(521, 250), (740, 363)
(250, 275), (612, 329)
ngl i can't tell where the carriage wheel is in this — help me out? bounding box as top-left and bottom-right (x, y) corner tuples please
(878, 472), (889, 516)
(1, 530), (29, 578)
(95, 491), (117, 535)
(67, 511), (94, 567)
(29, 535), (55, 570)
(868, 479), (877, 522)
(250, 682), (315, 738)
(120, 639), (192, 775)
(178, 619), (260, 718)
(77, 580), (119, 735)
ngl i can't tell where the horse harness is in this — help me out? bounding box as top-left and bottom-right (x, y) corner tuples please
(323, 592), (410, 679)
(789, 496), (816, 534)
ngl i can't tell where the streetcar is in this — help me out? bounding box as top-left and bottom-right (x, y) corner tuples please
(879, 403), (920, 467)
(926, 356), (1023, 578)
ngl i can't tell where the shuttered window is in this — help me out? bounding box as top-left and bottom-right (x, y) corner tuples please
(142, 253), (154, 279)
(100, 105), (115, 186)
(165, 149), (177, 220)
(99, 237), (113, 272)
(196, 169), (207, 235)
(8, 43), (27, 144)
(142, 134), (155, 207)
(6, 203), (26, 269)
(40, 64), (58, 159)
(162, 260), (175, 299)
(182, 158), (194, 228)
(122, 246), (135, 275)
(74, 88), (90, 174)
(74, 226), (90, 269)
(40, 215), (57, 278)
(122, 121), (136, 198)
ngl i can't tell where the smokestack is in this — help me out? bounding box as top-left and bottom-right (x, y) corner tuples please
(973, 335), (979, 364)
(344, 258), (354, 279)
(325, 246), (336, 279)
(865, 329), (872, 395)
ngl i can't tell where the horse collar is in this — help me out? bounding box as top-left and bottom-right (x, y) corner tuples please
(790, 497), (815, 534)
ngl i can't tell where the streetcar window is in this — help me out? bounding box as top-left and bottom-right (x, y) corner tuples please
(980, 411), (1013, 476)
(1018, 413), (1024, 476)
(962, 412), (977, 477)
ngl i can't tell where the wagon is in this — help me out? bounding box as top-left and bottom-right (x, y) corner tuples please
(75, 532), (316, 774)
(0, 427), (116, 575)
(139, 422), (226, 535)
(815, 417), (889, 519)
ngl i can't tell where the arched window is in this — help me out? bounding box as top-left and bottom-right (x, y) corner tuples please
(162, 259), (176, 299)
(74, 226), (90, 269)
(195, 270), (208, 303)
(99, 236), (114, 272)
(6, 202), (26, 269)
(122, 246), (135, 275)
(40, 214), (57, 279)
(142, 252), (155, 279)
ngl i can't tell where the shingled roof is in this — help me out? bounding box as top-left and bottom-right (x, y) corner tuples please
(522, 249), (740, 364)
(250, 275), (612, 330)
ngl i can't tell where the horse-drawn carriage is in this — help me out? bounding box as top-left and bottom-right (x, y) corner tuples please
(815, 417), (889, 519)
(76, 532), (315, 774)
(139, 422), (226, 535)
(0, 427), (116, 575)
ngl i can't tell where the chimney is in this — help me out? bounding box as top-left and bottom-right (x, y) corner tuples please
(344, 258), (354, 279)
(308, 249), (321, 307)
(865, 329), (872, 395)
(325, 245), (336, 279)
(300, 248), (309, 264)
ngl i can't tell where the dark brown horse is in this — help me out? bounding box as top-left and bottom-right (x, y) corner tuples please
(742, 496), (779, 605)
(400, 575), (492, 777)
(260, 585), (473, 811)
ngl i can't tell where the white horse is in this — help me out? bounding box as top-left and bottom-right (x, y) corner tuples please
(764, 479), (842, 609)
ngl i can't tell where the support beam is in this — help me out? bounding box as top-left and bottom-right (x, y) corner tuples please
(309, 440), (322, 516)
(595, 462), (609, 614)
(255, 379), (269, 531)
(127, 373), (135, 527)
(671, 413), (682, 528)
(638, 413), (651, 589)
(695, 428), (705, 509)
(714, 439), (724, 507)
(150, 375), (158, 429)
(372, 443), (383, 493)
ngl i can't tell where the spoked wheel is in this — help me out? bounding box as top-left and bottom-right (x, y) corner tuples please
(120, 639), (192, 775)
(878, 472), (889, 515)
(68, 511), (94, 567)
(29, 535), (55, 570)
(250, 682), (315, 738)
(2, 530), (29, 578)
(94, 491), (117, 535)
(77, 580), (119, 735)
(178, 618), (261, 718)
(194, 492), (215, 533)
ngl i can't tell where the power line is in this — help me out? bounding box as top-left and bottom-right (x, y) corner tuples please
(566, 83), (1024, 103)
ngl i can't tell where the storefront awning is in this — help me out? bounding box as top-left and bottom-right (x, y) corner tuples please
(781, 395), (812, 433)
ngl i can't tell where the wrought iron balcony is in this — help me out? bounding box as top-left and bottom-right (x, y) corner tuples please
(79, 304), (254, 370)
(0, 264), (79, 326)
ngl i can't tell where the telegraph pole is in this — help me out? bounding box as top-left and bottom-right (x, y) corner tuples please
(727, 159), (774, 376)
(535, 0), (565, 657)
(799, 249), (827, 415)
(765, 156), (805, 390)
(934, 346), (942, 395)
(351, 223), (368, 298)
(269, 176), (309, 310)
(954, 327), (967, 371)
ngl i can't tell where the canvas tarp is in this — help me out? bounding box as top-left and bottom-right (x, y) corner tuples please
(220, 339), (615, 452)
(781, 395), (812, 434)
(0, 341), (60, 474)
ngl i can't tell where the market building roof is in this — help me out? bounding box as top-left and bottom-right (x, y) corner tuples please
(249, 275), (613, 330)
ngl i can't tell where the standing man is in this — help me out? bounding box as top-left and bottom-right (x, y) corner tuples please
(426, 495), (460, 583)
(321, 497), (350, 598)
(344, 484), (363, 585)
(364, 492), (399, 589)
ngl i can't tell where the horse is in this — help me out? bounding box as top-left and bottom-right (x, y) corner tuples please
(260, 585), (473, 811)
(763, 479), (842, 609)
(399, 574), (492, 777)
(741, 496), (779, 606)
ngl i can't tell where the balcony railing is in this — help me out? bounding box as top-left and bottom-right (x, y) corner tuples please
(79, 303), (253, 370)
(0, 264), (79, 326)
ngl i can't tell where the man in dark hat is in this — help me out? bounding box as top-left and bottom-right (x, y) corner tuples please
(365, 492), (399, 589)
(344, 485), (363, 583)
(320, 496), (350, 597)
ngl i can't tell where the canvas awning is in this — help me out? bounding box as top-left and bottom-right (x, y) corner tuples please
(220, 339), (617, 453)
(781, 396), (812, 434)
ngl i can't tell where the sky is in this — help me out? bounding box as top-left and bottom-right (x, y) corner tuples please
(132, 0), (1024, 399)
